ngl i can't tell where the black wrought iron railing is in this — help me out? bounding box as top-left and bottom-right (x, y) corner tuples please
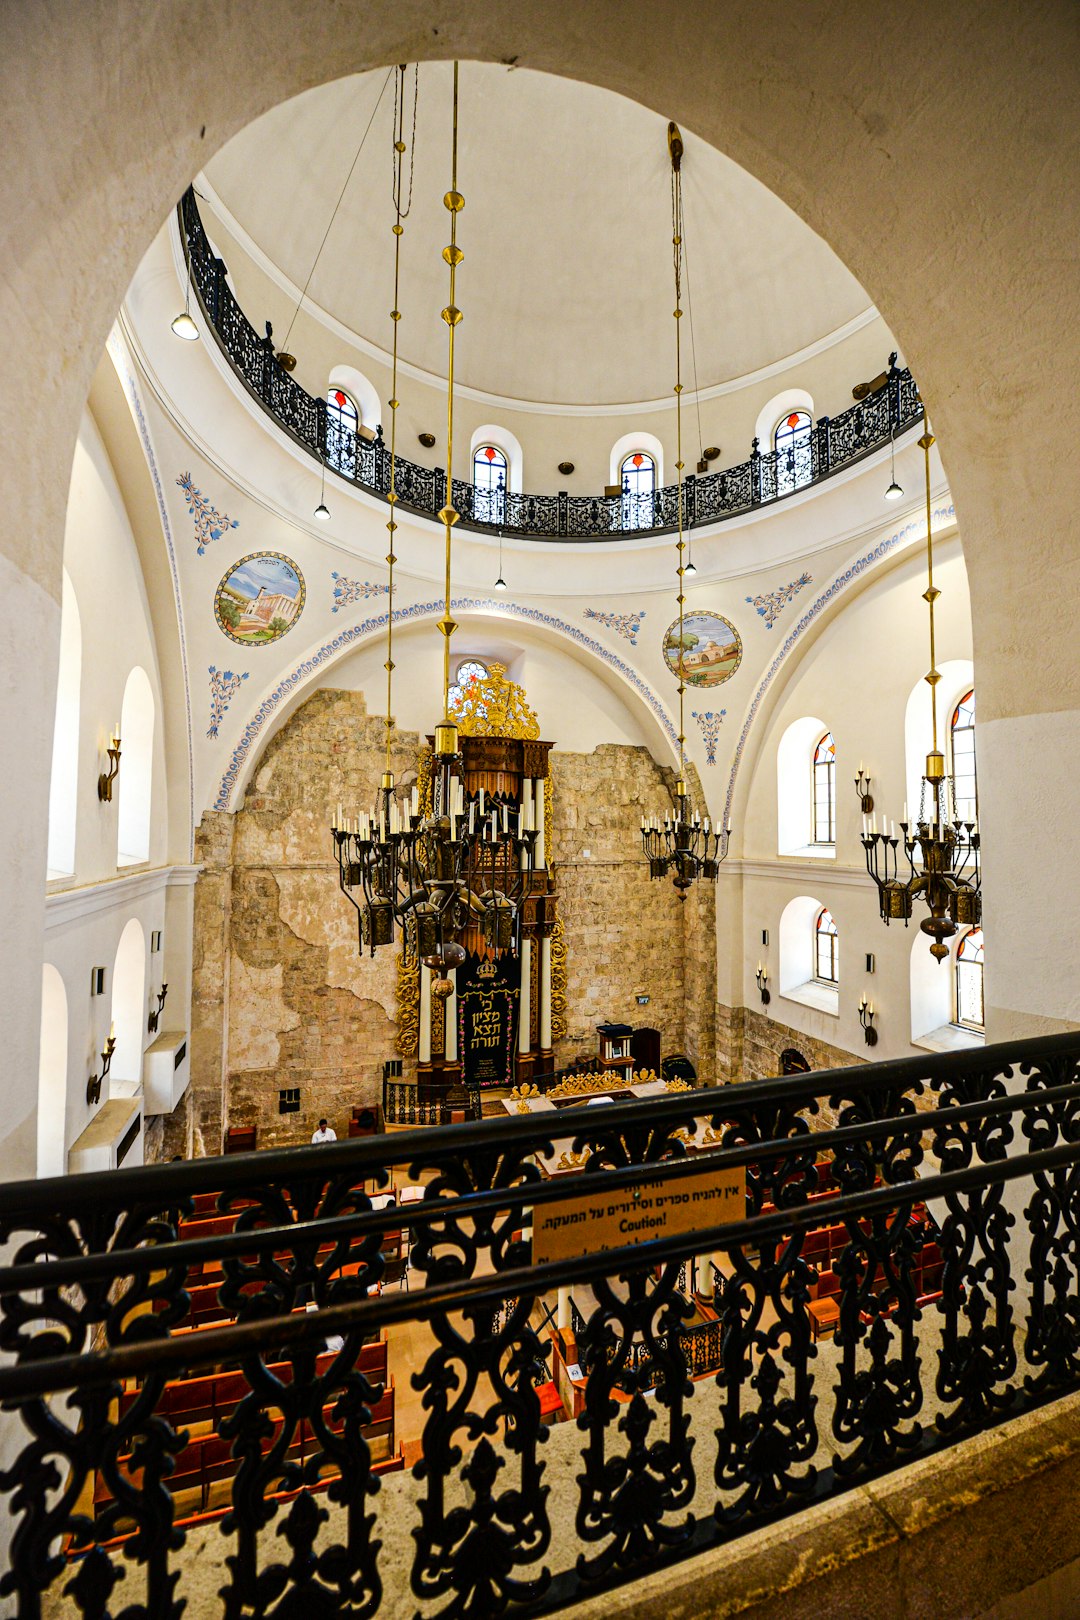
(179, 188), (923, 543)
(3, 1031), (1080, 1618)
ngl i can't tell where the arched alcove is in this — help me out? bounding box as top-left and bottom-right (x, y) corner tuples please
(609, 430), (664, 491)
(47, 569), (81, 879)
(909, 924), (985, 1051)
(779, 893), (838, 1015)
(471, 423), (523, 494)
(327, 364), (381, 435)
(37, 965), (68, 1176)
(905, 658), (974, 825)
(117, 665), (155, 867)
(110, 917), (147, 1088)
(754, 387), (815, 451)
(776, 715), (835, 857)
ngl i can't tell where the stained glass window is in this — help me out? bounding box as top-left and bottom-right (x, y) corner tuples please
(326, 388), (358, 478)
(814, 907), (838, 985)
(473, 445), (507, 525)
(950, 688), (978, 822)
(775, 409), (812, 496)
(812, 731), (836, 844)
(955, 927), (984, 1030)
(620, 451), (657, 530)
(448, 658), (489, 716)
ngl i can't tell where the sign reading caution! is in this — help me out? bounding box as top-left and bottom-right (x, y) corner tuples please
(532, 1165), (746, 1266)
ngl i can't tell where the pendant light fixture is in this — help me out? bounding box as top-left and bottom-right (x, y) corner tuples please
(641, 123), (727, 894)
(333, 63), (537, 966)
(884, 424), (903, 500)
(314, 461), (330, 521)
(171, 256), (199, 341)
(863, 421), (980, 958)
(494, 526), (507, 590)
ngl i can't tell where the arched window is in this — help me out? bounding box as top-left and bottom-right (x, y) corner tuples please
(620, 451), (657, 530)
(47, 570), (81, 878)
(955, 927), (984, 1031)
(110, 917), (147, 1087)
(814, 907), (838, 985)
(950, 687), (978, 822)
(472, 444), (507, 526)
(812, 731), (836, 844)
(774, 409), (812, 496)
(117, 666), (155, 868)
(38, 965), (68, 1176)
(448, 658), (489, 716)
(326, 387), (359, 478)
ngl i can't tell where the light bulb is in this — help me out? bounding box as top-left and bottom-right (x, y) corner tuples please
(314, 501), (331, 521)
(494, 575), (507, 591)
(170, 310), (199, 341)
(684, 557), (697, 575)
(884, 479), (903, 501)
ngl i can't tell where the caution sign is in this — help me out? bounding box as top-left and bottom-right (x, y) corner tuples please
(532, 1164), (745, 1266)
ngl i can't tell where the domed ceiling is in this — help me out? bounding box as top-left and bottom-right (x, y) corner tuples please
(203, 62), (874, 410)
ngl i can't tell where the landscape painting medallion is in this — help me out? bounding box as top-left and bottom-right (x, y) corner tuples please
(662, 610), (742, 687)
(215, 552), (306, 646)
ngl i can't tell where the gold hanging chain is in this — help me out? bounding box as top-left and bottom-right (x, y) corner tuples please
(670, 123), (686, 793)
(438, 63), (463, 722)
(918, 416), (942, 802)
(383, 65), (417, 780)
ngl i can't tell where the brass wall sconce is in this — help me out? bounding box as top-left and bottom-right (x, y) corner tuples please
(756, 963), (771, 1007)
(858, 995), (878, 1046)
(87, 1028), (116, 1105)
(418, 432), (436, 448)
(854, 764), (874, 814)
(148, 983), (169, 1034)
(97, 726), (122, 802)
(558, 461), (575, 476)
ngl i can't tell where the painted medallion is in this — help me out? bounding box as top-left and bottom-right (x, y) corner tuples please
(215, 552), (306, 646)
(662, 610), (742, 687)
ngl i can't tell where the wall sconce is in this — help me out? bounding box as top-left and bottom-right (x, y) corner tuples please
(148, 983), (169, 1035)
(87, 1027), (116, 1105)
(854, 764), (874, 814)
(858, 995), (878, 1047)
(756, 963), (771, 1007)
(97, 724), (122, 802)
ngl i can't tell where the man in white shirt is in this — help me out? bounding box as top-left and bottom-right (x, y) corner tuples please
(311, 1118), (337, 1143)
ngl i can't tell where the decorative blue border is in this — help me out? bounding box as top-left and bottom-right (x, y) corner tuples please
(721, 507), (956, 828)
(108, 336), (196, 858)
(214, 598), (680, 811)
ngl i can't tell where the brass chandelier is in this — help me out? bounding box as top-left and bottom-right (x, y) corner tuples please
(862, 423), (981, 959)
(332, 64), (538, 978)
(641, 123), (728, 895)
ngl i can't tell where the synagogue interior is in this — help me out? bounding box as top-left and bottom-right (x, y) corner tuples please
(1, 10), (1078, 1619)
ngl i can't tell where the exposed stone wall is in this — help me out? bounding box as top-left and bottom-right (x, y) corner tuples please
(550, 747), (716, 1079)
(188, 696), (721, 1154)
(717, 1001), (861, 1087)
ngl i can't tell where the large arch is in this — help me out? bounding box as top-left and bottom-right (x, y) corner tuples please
(1, 5), (1078, 1172)
(37, 965), (68, 1177)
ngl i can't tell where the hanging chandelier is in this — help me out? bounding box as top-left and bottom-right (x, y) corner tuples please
(863, 423), (981, 959)
(332, 63), (538, 979)
(641, 122), (728, 895)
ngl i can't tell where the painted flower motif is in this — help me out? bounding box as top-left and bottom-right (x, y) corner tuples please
(583, 607), (646, 646)
(692, 710), (727, 765)
(207, 667), (249, 738)
(176, 472), (239, 556)
(331, 573), (391, 612)
(745, 572), (812, 628)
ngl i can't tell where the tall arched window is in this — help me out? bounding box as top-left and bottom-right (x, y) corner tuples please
(814, 907), (838, 985)
(812, 731), (836, 844)
(472, 445), (507, 525)
(110, 917), (147, 1087)
(775, 409), (812, 496)
(117, 666), (155, 868)
(620, 451), (657, 530)
(955, 927), (984, 1031)
(47, 570), (81, 878)
(326, 387), (359, 478)
(950, 687), (978, 822)
(448, 658), (489, 717)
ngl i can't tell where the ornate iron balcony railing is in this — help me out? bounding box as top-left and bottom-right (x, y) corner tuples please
(2, 1032), (1080, 1616)
(178, 187), (923, 543)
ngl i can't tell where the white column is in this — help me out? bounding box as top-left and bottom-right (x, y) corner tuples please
(540, 933), (552, 1049)
(419, 965), (432, 1063)
(533, 778), (546, 870)
(519, 938), (532, 1055)
(695, 1253), (711, 1294)
(521, 778), (533, 872)
(445, 969), (458, 1063)
(557, 1286), (571, 1331)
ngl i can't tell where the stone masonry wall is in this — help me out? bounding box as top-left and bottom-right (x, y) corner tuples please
(188, 696), (721, 1154)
